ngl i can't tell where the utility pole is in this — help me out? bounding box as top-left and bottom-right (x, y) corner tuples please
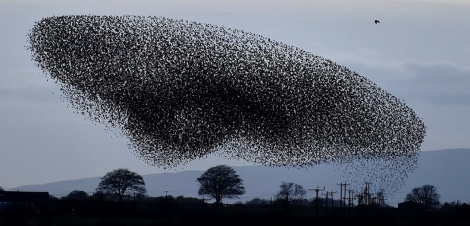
(356, 192), (365, 206)
(337, 182), (349, 208)
(377, 189), (386, 207)
(345, 189), (356, 216)
(337, 182), (343, 208)
(328, 190), (337, 207)
(322, 191), (329, 210)
(309, 186), (325, 216)
(364, 182), (372, 205)
(346, 189), (355, 208)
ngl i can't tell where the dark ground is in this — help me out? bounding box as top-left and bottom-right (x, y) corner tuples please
(1, 200), (470, 226)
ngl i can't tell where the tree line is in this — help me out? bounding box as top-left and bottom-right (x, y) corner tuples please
(52, 165), (443, 211)
(2, 167), (468, 226)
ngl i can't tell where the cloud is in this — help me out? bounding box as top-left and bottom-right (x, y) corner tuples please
(328, 51), (470, 106)
(389, 61), (470, 106)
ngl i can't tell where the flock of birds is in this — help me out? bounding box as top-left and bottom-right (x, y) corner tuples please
(28, 15), (425, 194)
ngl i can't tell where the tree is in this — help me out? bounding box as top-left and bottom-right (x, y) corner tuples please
(246, 198), (270, 206)
(96, 168), (146, 202)
(62, 190), (89, 201)
(0, 186), (4, 191)
(405, 184), (440, 210)
(197, 165), (245, 205)
(275, 182), (307, 205)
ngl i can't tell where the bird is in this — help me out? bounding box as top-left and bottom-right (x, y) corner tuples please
(375, 20), (380, 24)
(29, 15), (425, 190)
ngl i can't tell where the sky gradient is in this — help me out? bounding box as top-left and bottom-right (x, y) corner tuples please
(1, 0), (469, 189)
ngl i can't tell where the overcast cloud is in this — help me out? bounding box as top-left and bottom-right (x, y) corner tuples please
(1, 0), (469, 189)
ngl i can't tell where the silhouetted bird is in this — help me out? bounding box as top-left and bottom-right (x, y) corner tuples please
(28, 15), (425, 194)
(375, 20), (380, 24)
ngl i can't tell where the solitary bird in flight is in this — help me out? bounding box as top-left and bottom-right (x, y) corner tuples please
(375, 20), (380, 24)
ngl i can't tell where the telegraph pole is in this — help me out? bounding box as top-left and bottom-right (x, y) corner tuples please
(322, 191), (329, 210)
(364, 182), (372, 205)
(377, 189), (386, 207)
(309, 186), (325, 216)
(337, 182), (344, 208)
(346, 189), (355, 208)
(337, 182), (349, 208)
(345, 189), (356, 216)
(328, 190), (337, 207)
(356, 192), (365, 206)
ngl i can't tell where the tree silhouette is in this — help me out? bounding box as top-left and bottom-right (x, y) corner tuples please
(275, 182), (307, 205)
(405, 184), (440, 210)
(62, 190), (89, 201)
(246, 198), (270, 206)
(96, 168), (146, 202)
(197, 165), (245, 205)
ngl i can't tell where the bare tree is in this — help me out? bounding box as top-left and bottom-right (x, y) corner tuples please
(275, 182), (307, 205)
(405, 184), (440, 210)
(96, 168), (146, 202)
(197, 165), (245, 205)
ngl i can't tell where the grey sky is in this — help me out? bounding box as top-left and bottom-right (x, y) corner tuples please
(1, 0), (469, 189)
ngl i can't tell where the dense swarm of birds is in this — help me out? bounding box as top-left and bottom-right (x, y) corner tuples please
(28, 15), (426, 193)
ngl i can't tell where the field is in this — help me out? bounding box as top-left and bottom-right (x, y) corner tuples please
(2, 199), (470, 226)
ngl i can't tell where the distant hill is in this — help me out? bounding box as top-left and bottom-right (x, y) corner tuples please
(13, 148), (470, 207)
